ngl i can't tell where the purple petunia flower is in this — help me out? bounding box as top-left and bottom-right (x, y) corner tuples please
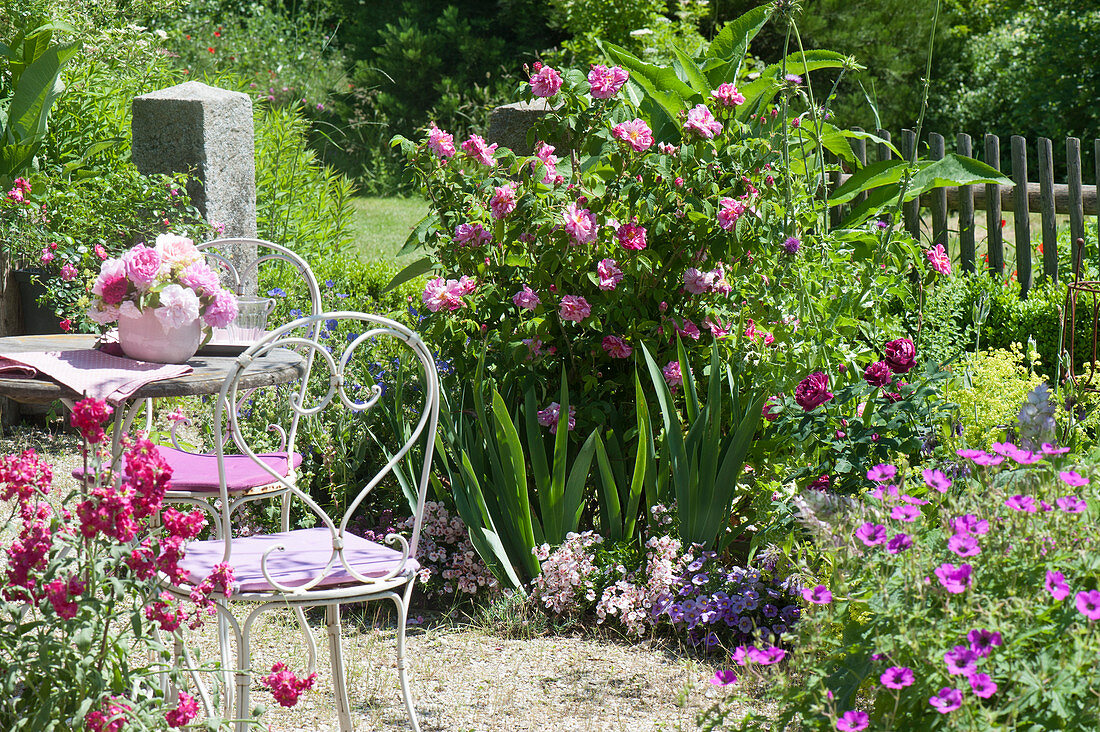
(935, 562), (973, 594)
(1059, 470), (1089, 487)
(1005, 495), (1038, 513)
(922, 468), (952, 493)
(1056, 495), (1087, 513)
(1045, 570), (1072, 601)
(836, 710), (869, 731)
(867, 464), (897, 483)
(887, 533), (912, 554)
(948, 534), (981, 557)
(1076, 590), (1100, 620)
(929, 687), (963, 713)
(967, 628), (1003, 657)
(944, 645), (978, 676)
(880, 666), (915, 689)
(968, 673), (997, 698)
(855, 522), (887, 547)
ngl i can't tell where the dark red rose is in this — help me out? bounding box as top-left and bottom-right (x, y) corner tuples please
(795, 372), (834, 410)
(864, 360), (893, 387)
(762, 395), (780, 422)
(883, 338), (916, 374)
(808, 474), (831, 491)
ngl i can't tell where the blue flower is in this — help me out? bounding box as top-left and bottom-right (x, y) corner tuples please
(346, 332), (359, 343)
(325, 279), (335, 289)
(289, 308), (302, 317)
(267, 288), (286, 297)
(324, 318), (338, 331)
(336, 293), (350, 299)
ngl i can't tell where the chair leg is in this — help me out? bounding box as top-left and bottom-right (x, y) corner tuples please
(393, 582), (421, 732)
(326, 604), (355, 732)
(234, 622), (253, 732)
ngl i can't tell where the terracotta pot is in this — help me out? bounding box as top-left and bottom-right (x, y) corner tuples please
(118, 308), (202, 363)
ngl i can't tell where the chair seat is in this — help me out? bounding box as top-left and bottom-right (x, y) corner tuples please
(178, 527), (420, 593)
(74, 447), (303, 492)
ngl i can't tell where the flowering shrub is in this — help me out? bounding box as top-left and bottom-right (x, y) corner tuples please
(87, 233), (238, 330)
(702, 447), (1100, 730)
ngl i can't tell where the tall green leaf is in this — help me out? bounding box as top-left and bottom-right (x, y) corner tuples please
(705, 4), (774, 87)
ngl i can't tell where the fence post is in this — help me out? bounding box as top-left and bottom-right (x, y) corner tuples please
(929, 133), (948, 250)
(1067, 138), (1085, 277)
(984, 134), (1004, 276)
(1037, 137), (1058, 281)
(900, 129), (921, 241)
(958, 133), (976, 272)
(1010, 136), (1032, 297)
(875, 129), (892, 162)
(850, 127), (868, 205)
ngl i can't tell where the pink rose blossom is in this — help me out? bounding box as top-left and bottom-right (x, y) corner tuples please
(717, 197), (746, 231)
(676, 319), (701, 340)
(154, 233), (201, 268)
(60, 264), (78, 281)
(683, 104), (722, 139)
(537, 402), (576, 433)
(203, 288), (238, 328)
(422, 277), (463, 312)
(563, 202), (598, 245)
(616, 222), (647, 250)
(454, 222), (492, 247)
(513, 286), (540, 311)
(663, 361), (683, 388)
(155, 284), (201, 329)
(123, 244), (161, 290)
(533, 142), (559, 183)
(94, 244), (108, 260)
(597, 258), (623, 290)
(710, 83), (745, 107)
(529, 65), (563, 97)
(926, 243), (952, 275)
(39, 248), (54, 263)
(178, 260), (221, 295)
(612, 118), (654, 152)
(427, 123), (456, 159)
(559, 295), (591, 323)
(460, 135), (498, 166)
(490, 183), (518, 219)
(705, 316), (731, 337)
(588, 64), (629, 98)
(683, 268), (711, 295)
(602, 335), (632, 358)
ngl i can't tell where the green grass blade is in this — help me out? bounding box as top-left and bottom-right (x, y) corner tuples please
(593, 432), (624, 540)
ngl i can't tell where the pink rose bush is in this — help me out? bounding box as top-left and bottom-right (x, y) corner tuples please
(88, 233), (237, 331)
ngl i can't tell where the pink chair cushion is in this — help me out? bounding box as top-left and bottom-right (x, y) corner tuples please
(72, 447), (303, 492)
(178, 527), (419, 592)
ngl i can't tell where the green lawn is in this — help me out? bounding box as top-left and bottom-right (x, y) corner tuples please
(347, 196), (428, 263)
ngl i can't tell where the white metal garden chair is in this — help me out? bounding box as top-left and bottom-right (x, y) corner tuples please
(160, 311), (439, 732)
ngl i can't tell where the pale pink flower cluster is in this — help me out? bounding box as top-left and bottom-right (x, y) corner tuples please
(588, 64), (628, 98)
(422, 276), (476, 312)
(88, 235), (236, 329)
(531, 531), (603, 614)
(398, 502), (497, 597)
(596, 258), (623, 290)
(563, 202), (598, 245)
(612, 118), (654, 152)
(683, 104), (722, 139)
(595, 534), (685, 636)
(711, 83), (745, 107)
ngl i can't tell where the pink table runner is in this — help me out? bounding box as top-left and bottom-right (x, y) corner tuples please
(0, 350), (192, 404)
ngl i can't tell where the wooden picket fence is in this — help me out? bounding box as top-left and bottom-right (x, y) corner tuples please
(832, 130), (1100, 298)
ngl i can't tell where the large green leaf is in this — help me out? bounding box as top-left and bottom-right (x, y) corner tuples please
(6, 40), (80, 143)
(672, 46), (712, 97)
(593, 432), (623, 541)
(398, 212), (437, 256)
(383, 255), (434, 292)
(705, 4), (773, 87)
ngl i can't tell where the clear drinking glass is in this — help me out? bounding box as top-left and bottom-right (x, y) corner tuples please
(227, 295), (276, 341)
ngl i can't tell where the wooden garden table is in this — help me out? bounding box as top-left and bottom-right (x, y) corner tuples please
(0, 333), (305, 462)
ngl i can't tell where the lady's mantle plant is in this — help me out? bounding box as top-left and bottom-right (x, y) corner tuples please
(701, 445), (1100, 731)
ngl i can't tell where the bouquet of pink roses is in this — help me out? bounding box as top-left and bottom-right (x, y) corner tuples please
(87, 234), (238, 331)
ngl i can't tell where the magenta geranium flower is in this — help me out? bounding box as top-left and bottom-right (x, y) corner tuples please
(929, 687), (963, 713)
(683, 103), (722, 138)
(529, 65), (563, 97)
(1005, 495), (1037, 513)
(709, 669), (738, 686)
(1076, 590), (1100, 620)
(886, 533), (912, 554)
(1058, 470), (1089, 487)
(588, 64), (628, 98)
(880, 666), (915, 689)
(968, 673), (997, 698)
(950, 514), (989, 536)
(855, 522), (887, 547)
(748, 646), (786, 665)
(947, 533), (980, 557)
(558, 295), (591, 323)
(1045, 570), (1072, 601)
(934, 562), (973, 594)
(1041, 443), (1070, 455)
(890, 505), (921, 522)
(867, 464), (897, 483)
(944, 645), (978, 676)
(922, 468), (952, 493)
(836, 710), (869, 731)
(1006, 446), (1043, 464)
(1056, 495), (1087, 513)
(801, 584), (832, 605)
(967, 628), (1003, 657)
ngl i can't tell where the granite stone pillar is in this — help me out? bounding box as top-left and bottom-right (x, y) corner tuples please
(131, 81), (257, 291)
